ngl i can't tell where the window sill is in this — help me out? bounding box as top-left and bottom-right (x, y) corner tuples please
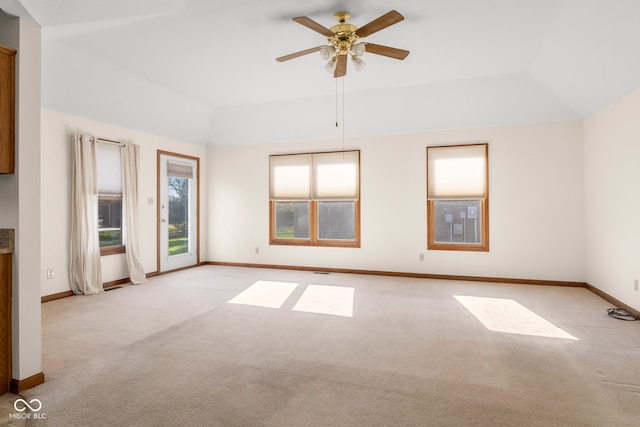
(100, 245), (126, 256)
(427, 242), (489, 252)
(270, 239), (360, 248)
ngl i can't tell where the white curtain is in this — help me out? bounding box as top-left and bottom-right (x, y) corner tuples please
(121, 143), (147, 284)
(70, 134), (103, 295)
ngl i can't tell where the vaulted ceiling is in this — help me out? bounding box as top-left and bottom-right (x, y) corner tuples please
(2, 0), (639, 146)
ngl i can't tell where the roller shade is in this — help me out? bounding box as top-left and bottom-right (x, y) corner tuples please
(427, 144), (487, 199)
(313, 151), (359, 200)
(270, 151), (359, 201)
(269, 154), (312, 200)
(167, 161), (194, 179)
(97, 141), (122, 196)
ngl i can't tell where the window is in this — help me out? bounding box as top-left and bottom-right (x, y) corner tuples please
(97, 141), (124, 255)
(166, 161), (193, 256)
(427, 143), (488, 251)
(269, 151), (360, 247)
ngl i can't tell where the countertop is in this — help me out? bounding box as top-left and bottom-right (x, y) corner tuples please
(0, 229), (15, 254)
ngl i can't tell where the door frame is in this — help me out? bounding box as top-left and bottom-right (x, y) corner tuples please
(157, 150), (200, 273)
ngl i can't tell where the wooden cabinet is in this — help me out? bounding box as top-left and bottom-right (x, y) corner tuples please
(0, 253), (11, 395)
(0, 45), (16, 174)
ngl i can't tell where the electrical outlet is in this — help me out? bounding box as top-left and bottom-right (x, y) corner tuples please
(634, 279), (638, 292)
(255, 247), (260, 254)
(419, 253), (424, 261)
(46, 269), (54, 279)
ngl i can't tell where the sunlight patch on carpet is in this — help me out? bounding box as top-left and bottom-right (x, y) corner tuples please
(455, 295), (578, 340)
(228, 280), (298, 309)
(292, 284), (354, 317)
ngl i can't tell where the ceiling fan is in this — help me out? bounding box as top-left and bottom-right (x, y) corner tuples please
(276, 10), (410, 78)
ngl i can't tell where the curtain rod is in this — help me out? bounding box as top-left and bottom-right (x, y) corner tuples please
(97, 137), (125, 147)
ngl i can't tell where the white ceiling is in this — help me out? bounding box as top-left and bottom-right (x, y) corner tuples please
(2, 0), (640, 146)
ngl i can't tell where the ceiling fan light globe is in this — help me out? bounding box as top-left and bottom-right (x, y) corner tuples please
(352, 56), (366, 71)
(319, 46), (335, 60)
(352, 43), (366, 57)
(324, 58), (337, 73)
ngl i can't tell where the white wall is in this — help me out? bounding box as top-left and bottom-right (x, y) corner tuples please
(584, 88), (640, 311)
(41, 108), (208, 296)
(0, 10), (19, 231)
(0, 11), (43, 383)
(208, 121), (585, 282)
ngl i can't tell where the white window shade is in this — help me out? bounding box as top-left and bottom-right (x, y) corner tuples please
(97, 142), (122, 196)
(167, 161), (194, 179)
(428, 144), (487, 199)
(270, 154), (312, 200)
(312, 151), (359, 200)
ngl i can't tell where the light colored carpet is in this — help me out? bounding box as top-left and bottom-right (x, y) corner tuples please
(22, 266), (640, 426)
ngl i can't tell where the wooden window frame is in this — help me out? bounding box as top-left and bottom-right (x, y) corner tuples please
(100, 245), (125, 256)
(427, 143), (489, 252)
(427, 199), (489, 251)
(269, 150), (361, 248)
(98, 195), (125, 256)
(269, 200), (361, 248)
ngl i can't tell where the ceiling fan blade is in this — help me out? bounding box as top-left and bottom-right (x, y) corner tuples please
(276, 46), (323, 62)
(356, 10), (404, 38)
(292, 16), (335, 37)
(334, 54), (347, 78)
(365, 43), (410, 60)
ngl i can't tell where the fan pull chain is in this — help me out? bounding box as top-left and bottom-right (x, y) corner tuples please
(342, 77), (345, 151)
(334, 77), (346, 151)
(335, 78), (339, 127)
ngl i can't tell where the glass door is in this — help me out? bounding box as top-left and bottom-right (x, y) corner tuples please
(158, 152), (199, 272)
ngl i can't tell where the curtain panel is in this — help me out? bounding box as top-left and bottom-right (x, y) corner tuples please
(122, 143), (147, 284)
(69, 134), (103, 295)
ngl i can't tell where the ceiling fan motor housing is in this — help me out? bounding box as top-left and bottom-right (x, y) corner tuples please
(329, 11), (359, 55)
